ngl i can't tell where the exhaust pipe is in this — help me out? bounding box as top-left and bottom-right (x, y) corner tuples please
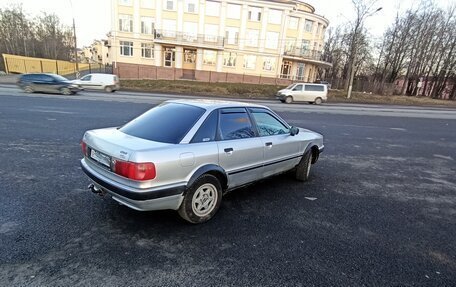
(88, 184), (106, 197)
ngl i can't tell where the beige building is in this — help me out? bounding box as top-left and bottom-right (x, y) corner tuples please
(109, 0), (331, 82)
(81, 40), (111, 65)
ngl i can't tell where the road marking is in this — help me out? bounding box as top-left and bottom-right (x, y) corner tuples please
(390, 128), (407, 131)
(22, 109), (76, 114)
(433, 154), (454, 161)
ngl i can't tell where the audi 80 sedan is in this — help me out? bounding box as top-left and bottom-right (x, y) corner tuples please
(80, 100), (324, 223)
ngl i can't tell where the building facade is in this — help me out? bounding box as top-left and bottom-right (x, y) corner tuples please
(109, 0), (331, 82)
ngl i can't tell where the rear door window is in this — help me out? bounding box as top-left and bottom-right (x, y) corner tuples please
(305, 85), (325, 92)
(120, 103), (205, 144)
(219, 108), (256, 140)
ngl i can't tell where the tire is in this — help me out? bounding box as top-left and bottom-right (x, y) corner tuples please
(295, 151), (313, 182)
(60, 87), (72, 95)
(178, 174), (222, 224)
(104, 86), (113, 93)
(315, 97), (323, 105)
(285, 96), (293, 104)
(24, 86), (34, 93)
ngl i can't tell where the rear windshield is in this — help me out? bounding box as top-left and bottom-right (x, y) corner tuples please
(120, 103), (205, 144)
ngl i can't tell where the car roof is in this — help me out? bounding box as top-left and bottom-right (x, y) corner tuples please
(166, 99), (268, 111)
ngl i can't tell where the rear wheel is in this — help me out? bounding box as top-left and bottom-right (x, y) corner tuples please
(315, 97), (323, 105)
(104, 86), (113, 93)
(60, 87), (72, 95)
(24, 86), (34, 93)
(285, 96), (293, 104)
(178, 174), (222, 224)
(295, 151), (313, 182)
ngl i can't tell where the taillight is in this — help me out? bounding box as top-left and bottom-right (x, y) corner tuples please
(113, 160), (156, 181)
(81, 141), (88, 157)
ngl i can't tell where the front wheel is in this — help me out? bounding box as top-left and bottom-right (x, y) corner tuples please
(104, 86), (113, 93)
(178, 174), (222, 224)
(295, 151), (313, 182)
(60, 87), (72, 95)
(24, 86), (34, 93)
(285, 96), (293, 104)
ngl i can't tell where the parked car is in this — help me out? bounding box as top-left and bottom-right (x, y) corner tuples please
(315, 80), (332, 90)
(72, 73), (120, 92)
(276, 83), (328, 105)
(18, 73), (81, 95)
(80, 100), (324, 223)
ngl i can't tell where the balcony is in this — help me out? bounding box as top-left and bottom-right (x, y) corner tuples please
(154, 29), (225, 50)
(283, 48), (332, 68)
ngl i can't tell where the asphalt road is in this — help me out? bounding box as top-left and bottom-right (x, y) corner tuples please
(1, 87), (455, 286)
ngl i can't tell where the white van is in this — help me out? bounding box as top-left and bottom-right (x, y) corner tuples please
(276, 83), (328, 104)
(72, 74), (120, 92)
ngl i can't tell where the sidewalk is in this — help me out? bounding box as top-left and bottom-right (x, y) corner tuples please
(0, 74), (18, 84)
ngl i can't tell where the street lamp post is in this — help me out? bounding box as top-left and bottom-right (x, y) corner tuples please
(346, 7), (382, 99)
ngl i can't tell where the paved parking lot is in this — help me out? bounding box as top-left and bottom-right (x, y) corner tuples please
(1, 87), (455, 286)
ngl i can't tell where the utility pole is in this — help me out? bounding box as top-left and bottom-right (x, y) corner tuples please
(73, 18), (79, 78)
(346, 6), (382, 99)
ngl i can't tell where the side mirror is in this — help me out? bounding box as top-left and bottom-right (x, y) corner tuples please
(290, 126), (300, 136)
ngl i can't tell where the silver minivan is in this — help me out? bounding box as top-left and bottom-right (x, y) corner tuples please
(276, 83), (328, 104)
(72, 73), (120, 92)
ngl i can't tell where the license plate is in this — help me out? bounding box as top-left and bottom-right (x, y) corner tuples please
(90, 149), (111, 168)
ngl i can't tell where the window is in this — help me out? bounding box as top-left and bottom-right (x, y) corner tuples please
(262, 57), (276, 71)
(245, 29), (259, 47)
(305, 85), (325, 92)
(185, 0), (198, 13)
(120, 103), (205, 144)
(203, 50), (217, 65)
(288, 16), (299, 30)
(119, 0), (132, 6)
(248, 7), (262, 21)
(120, 41), (133, 56)
(317, 23), (322, 35)
(141, 43), (153, 58)
(191, 111), (218, 143)
(243, 55), (256, 69)
(305, 20), (314, 33)
(183, 22), (198, 42)
(293, 84), (303, 91)
(119, 14), (133, 32)
(219, 109), (255, 140)
(184, 49), (196, 63)
(141, 17), (154, 34)
(223, 52), (237, 67)
(268, 9), (282, 24)
(162, 19), (176, 37)
(227, 3), (241, 19)
(164, 0), (175, 10)
(80, 75), (92, 81)
(285, 38), (295, 53)
(204, 24), (218, 42)
(250, 109), (289, 137)
(265, 32), (279, 49)
(206, 1), (220, 17)
(225, 27), (239, 45)
(140, 0), (155, 9)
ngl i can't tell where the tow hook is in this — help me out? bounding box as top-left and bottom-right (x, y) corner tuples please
(88, 183), (106, 197)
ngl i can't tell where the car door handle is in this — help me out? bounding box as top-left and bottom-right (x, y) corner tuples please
(224, 148), (234, 154)
(265, 142), (273, 147)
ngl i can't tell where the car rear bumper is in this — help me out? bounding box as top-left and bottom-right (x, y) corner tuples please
(80, 159), (185, 211)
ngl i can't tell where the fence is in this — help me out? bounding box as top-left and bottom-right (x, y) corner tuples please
(2, 54), (112, 78)
(330, 78), (396, 96)
(115, 62), (302, 86)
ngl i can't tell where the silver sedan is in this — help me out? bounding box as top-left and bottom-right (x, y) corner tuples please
(81, 99), (324, 223)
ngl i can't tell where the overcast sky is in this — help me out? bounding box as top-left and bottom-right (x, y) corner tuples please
(0, 0), (453, 47)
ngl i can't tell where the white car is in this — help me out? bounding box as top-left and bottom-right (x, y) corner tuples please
(276, 83), (328, 105)
(72, 73), (120, 93)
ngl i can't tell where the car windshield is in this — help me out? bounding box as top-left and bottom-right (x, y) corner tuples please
(51, 74), (69, 81)
(120, 103), (206, 144)
(285, 84), (295, 89)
